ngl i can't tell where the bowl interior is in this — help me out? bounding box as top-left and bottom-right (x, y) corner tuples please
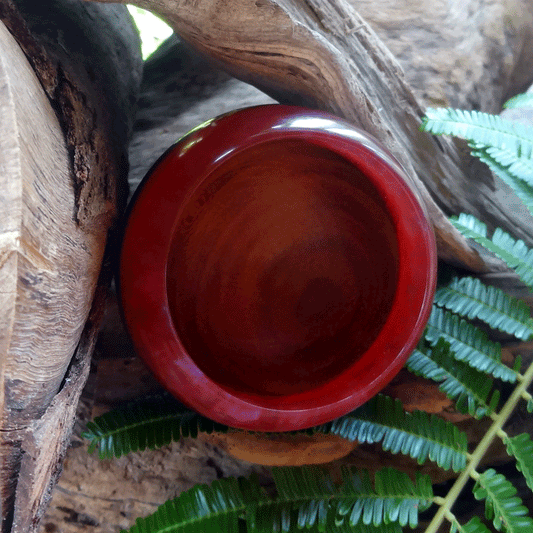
(166, 139), (399, 397)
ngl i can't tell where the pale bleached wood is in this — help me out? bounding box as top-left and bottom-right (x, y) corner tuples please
(0, 0), (142, 530)
(87, 0), (533, 272)
(0, 19), (105, 528)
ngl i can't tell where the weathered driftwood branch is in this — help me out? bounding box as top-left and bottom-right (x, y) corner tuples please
(89, 0), (533, 272)
(0, 0), (142, 530)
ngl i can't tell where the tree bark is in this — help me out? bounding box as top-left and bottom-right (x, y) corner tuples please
(0, 1), (142, 530)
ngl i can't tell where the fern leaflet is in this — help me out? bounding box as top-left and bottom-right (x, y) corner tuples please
(425, 306), (516, 382)
(470, 145), (533, 219)
(470, 143), (533, 187)
(420, 107), (533, 158)
(449, 516), (492, 533)
(503, 433), (533, 493)
(407, 339), (500, 418)
(82, 394), (228, 459)
(451, 214), (533, 291)
(434, 276), (533, 341)
(124, 476), (246, 533)
(504, 92), (533, 109)
(318, 394), (468, 471)
(472, 468), (533, 532)
(122, 468), (430, 533)
(336, 467), (433, 529)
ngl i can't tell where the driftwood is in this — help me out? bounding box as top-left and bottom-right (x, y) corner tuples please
(0, 1), (142, 531)
(91, 0), (533, 273)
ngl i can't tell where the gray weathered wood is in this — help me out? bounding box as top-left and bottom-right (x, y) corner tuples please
(88, 0), (533, 272)
(0, 0), (142, 530)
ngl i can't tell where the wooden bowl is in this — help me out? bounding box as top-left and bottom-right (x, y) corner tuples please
(120, 105), (437, 431)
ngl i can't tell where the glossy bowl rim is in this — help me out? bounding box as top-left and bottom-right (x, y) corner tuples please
(119, 104), (437, 431)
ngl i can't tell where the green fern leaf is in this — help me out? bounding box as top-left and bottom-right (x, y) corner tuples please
(471, 143), (533, 187)
(471, 145), (533, 219)
(420, 108), (533, 158)
(407, 339), (500, 418)
(268, 466), (336, 532)
(425, 306), (516, 382)
(503, 433), (533, 492)
(122, 476), (247, 533)
(434, 276), (533, 341)
(451, 214), (533, 291)
(473, 468), (533, 532)
(336, 467), (432, 529)
(82, 394), (228, 459)
(319, 394), (468, 471)
(504, 92), (533, 109)
(528, 398), (533, 413)
(449, 516), (493, 533)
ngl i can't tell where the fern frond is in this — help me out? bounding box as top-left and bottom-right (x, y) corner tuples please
(336, 467), (433, 529)
(434, 276), (533, 341)
(407, 339), (500, 418)
(470, 144), (533, 187)
(121, 469), (410, 533)
(84, 392), (467, 471)
(82, 394), (228, 459)
(449, 516), (493, 533)
(319, 394), (468, 471)
(503, 433), (533, 492)
(421, 108), (533, 158)
(124, 476), (247, 533)
(504, 92), (533, 109)
(473, 468), (533, 532)
(451, 214), (533, 291)
(470, 145), (533, 218)
(425, 307), (516, 382)
(268, 466), (336, 532)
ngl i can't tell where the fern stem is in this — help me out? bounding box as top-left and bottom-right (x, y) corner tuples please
(433, 496), (447, 506)
(516, 373), (525, 383)
(469, 470), (480, 481)
(521, 389), (533, 401)
(496, 428), (509, 440)
(423, 359), (533, 533)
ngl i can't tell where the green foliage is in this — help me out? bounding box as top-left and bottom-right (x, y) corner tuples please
(407, 339), (500, 418)
(469, 145), (533, 219)
(319, 394), (468, 471)
(472, 469), (533, 532)
(504, 93), (533, 109)
(503, 434), (533, 492)
(451, 214), (533, 291)
(449, 517), (493, 533)
(424, 306), (516, 382)
(82, 394), (228, 459)
(336, 468), (432, 529)
(420, 108), (533, 158)
(85, 393), (468, 472)
(434, 276), (533, 340)
(121, 467), (430, 533)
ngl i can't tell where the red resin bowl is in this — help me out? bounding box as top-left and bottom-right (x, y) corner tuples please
(120, 105), (437, 432)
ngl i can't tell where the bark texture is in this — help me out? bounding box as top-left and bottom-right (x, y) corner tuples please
(0, 1), (142, 530)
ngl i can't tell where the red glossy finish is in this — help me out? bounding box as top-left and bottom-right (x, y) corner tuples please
(120, 105), (437, 432)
